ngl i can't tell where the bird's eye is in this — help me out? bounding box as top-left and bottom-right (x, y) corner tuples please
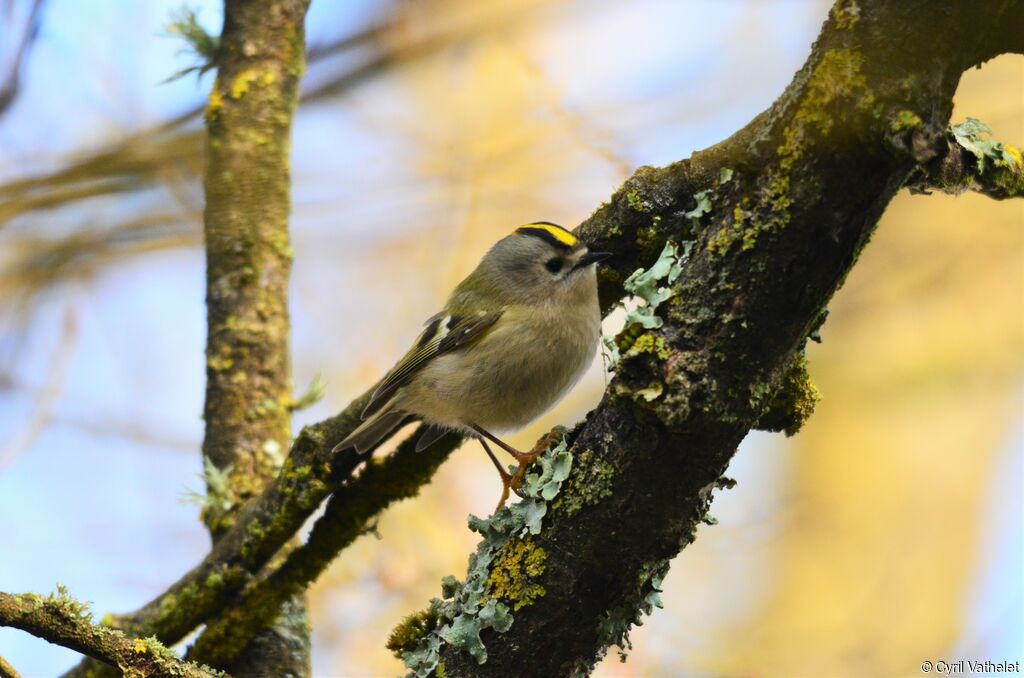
(545, 257), (563, 273)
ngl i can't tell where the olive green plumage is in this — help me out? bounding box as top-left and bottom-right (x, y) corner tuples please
(335, 222), (610, 454)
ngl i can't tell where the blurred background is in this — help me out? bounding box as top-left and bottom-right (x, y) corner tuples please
(0, 1), (1020, 676)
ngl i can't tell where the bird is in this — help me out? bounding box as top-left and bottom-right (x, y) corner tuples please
(333, 221), (610, 507)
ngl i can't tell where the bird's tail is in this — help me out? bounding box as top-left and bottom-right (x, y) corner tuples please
(332, 408), (408, 454)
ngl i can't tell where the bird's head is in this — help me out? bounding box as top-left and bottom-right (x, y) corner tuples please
(480, 221), (611, 306)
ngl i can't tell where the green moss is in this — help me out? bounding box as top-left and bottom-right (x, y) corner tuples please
(625, 188), (649, 213)
(158, 590), (181, 621)
(131, 634), (188, 670)
(387, 608), (440, 659)
(755, 352), (821, 435)
(778, 354), (821, 436)
(830, 0), (860, 30)
(890, 109), (924, 133)
(203, 570), (224, 593)
(238, 521), (261, 561)
(708, 48), (869, 257)
(150, 565), (246, 641)
(206, 351), (233, 372)
(486, 537), (548, 611)
(633, 223), (661, 254)
(553, 449), (616, 516)
(748, 379), (776, 412)
(46, 584), (93, 621)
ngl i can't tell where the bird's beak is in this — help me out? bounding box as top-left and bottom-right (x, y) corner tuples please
(576, 251), (612, 269)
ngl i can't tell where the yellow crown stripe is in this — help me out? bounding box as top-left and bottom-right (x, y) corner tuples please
(522, 222), (578, 247)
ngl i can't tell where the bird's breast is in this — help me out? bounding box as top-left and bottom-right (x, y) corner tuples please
(452, 300), (600, 431)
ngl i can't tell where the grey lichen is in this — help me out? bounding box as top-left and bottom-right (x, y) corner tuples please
(622, 241), (685, 328)
(400, 439), (573, 676)
(951, 118), (1022, 174)
(682, 190), (713, 223)
(583, 559), (671, 672)
(603, 240), (686, 369)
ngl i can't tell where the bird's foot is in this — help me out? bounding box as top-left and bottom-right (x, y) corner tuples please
(474, 425), (562, 512)
(506, 429), (563, 493)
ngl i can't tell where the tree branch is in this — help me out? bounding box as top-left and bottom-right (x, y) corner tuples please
(0, 0), (45, 119)
(186, 432), (459, 667)
(195, 0), (312, 674)
(61, 392), (402, 678)
(0, 654), (23, 678)
(0, 587), (223, 678)
(903, 118), (1023, 199)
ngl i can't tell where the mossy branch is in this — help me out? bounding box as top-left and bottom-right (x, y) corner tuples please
(195, 0), (313, 673)
(0, 587), (224, 678)
(903, 118), (1024, 199)
(61, 389), (424, 678)
(185, 433), (460, 667)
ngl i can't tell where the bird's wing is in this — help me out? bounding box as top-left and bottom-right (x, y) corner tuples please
(362, 310), (503, 419)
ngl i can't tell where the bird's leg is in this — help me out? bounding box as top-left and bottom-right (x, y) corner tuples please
(472, 424), (552, 495)
(471, 424), (541, 465)
(479, 439), (522, 512)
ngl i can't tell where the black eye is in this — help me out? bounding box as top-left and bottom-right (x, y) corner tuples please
(545, 257), (563, 273)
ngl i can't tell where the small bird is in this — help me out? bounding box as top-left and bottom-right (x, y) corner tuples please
(334, 221), (610, 506)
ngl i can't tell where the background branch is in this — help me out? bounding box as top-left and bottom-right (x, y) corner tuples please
(904, 118), (1023, 199)
(0, 587), (222, 678)
(0, 654), (22, 678)
(186, 432), (459, 667)
(0, 0), (45, 118)
(194, 0), (312, 674)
